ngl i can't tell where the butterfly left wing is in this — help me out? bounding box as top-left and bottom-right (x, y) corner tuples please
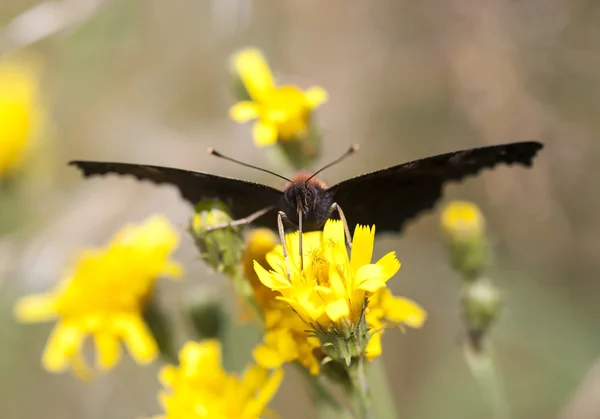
(69, 161), (283, 230)
(326, 141), (544, 233)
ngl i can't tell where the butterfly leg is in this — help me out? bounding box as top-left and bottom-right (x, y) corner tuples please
(329, 203), (352, 248)
(277, 211), (293, 280)
(204, 206), (274, 232)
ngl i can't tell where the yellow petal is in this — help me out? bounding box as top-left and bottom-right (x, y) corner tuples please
(243, 364), (269, 390)
(232, 48), (275, 102)
(254, 260), (289, 290)
(14, 293), (57, 322)
(385, 297), (427, 328)
(350, 224), (375, 273)
(253, 344), (285, 369)
(158, 365), (177, 387)
(161, 260), (183, 279)
(365, 331), (383, 359)
(322, 219), (346, 253)
(325, 299), (349, 322)
(179, 339), (222, 376)
(114, 315), (158, 364)
(229, 101), (260, 122)
(375, 252), (401, 281)
(265, 108), (288, 123)
(249, 367), (284, 417)
(304, 86), (328, 108)
(240, 366), (283, 419)
(359, 278), (387, 293)
(70, 351), (93, 381)
(94, 331), (121, 370)
(265, 250), (287, 276)
(327, 266), (346, 297)
(42, 321), (86, 373)
(355, 264), (387, 292)
(253, 121), (278, 146)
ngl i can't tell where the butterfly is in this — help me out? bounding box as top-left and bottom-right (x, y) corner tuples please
(70, 141), (543, 240)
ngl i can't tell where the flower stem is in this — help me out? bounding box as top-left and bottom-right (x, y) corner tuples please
(297, 364), (354, 419)
(464, 342), (509, 419)
(366, 358), (399, 419)
(348, 357), (373, 419)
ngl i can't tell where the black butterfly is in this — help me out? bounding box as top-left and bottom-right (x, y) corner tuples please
(70, 141), (543, 237)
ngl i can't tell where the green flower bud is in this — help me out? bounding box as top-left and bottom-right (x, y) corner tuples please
(461, 279), (502, 351)
(143, 296), (177, 363)
(190, 200), (245, 277)
(185, 288), (227, 340)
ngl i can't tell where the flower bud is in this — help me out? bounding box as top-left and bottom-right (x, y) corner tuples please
(143, 296), (177, 363)
(441, 201), (489, 280)
(190, 200), (245, 276)
(185, 288), (227, 341)
(461, 279), (502, 351)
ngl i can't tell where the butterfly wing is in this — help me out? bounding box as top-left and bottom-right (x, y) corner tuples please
(327, 141), (544, 233)
(69, 161), (283, 229)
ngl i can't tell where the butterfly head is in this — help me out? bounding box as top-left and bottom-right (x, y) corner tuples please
(281, 172), (332, 230)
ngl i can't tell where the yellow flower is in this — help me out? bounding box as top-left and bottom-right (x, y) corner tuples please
(441, 201), (489, 279)
(0, 55), (43, 178)
(243, 229), (281, 312)
(256, 220), (400, 326)
(243, 228), (322, 374)
(14, 215), (182, 379)
(229, 48), (327, 146)
(155, 339), (282, 419)
(253, 219), (426, 367)
(441, 201), (485, 240)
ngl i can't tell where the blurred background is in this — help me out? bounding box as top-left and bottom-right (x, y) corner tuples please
(1, 1), (599, 418)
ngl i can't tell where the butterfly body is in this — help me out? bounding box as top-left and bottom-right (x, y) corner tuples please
(70, 141), (544, 234)
(280, 172), (334, 232)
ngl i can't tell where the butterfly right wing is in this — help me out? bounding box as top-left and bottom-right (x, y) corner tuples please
(327, 141), (543, 233)
(69, 161), (283, 230)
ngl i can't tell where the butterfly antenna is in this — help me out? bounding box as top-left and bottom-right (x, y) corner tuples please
(305, 144), (359, 184)
(208, 148), (291, 182)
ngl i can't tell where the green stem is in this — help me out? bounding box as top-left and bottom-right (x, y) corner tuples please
(366, 358), (399, 419)
(463, 342), (509, 419)
(348, 357), (373, 419)
(298, 364), (354, 419)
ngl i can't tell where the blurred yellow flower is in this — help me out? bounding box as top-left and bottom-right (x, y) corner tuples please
(441, 201), (485, 240)
(243, 228), (281, 310)
(253, 220), (426, 368)
(441, 200), (489, 280)
(0, 56), (42, 179)
(154, 339), (282, 419)
(229, 48), (327, 146)
(14, 215), (182, 379)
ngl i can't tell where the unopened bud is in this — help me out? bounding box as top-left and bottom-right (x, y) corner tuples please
(185, 288), (227, 340)
(190, 200), (244, 276)
(461, 280), (502, 351)
(441, 201), (489, 280)
(143, 296), (177, 363)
